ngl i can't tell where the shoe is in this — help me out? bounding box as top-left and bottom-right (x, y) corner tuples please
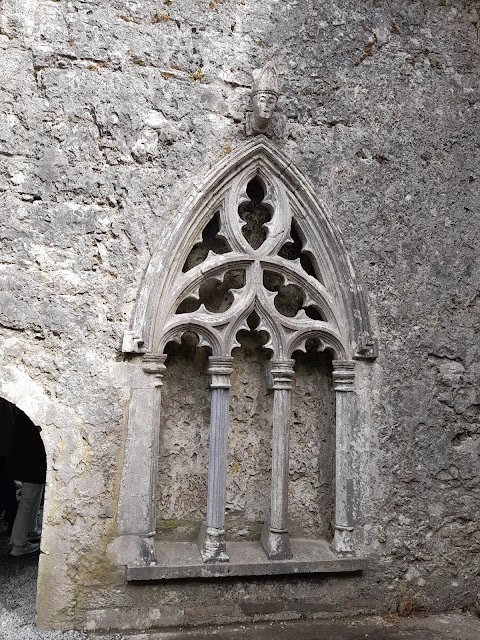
(27, 529), (42, 543)
(10, 541), (40, 556)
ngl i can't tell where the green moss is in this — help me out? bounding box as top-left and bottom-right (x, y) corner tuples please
(157, 518), (192, 531)
(151, 12), (170, 23)
(191, 68), (204, 81)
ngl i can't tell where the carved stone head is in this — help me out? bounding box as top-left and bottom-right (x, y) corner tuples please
(251, 62), (279, 132)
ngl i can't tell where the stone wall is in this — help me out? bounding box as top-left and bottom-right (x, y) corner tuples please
(0, 0), (479, 631)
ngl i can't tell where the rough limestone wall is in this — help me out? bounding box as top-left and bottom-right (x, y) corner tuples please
(157, 344), (210, 532)
(290, 351), (335, 540)
(0, 0), (479, 631)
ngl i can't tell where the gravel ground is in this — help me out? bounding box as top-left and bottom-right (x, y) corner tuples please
(2, 513), (480, 640)
(0, 512), (87, 640)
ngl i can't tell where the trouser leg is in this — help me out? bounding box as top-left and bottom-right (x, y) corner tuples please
(28, 483), (44, 533)
(10, 482), (44, 547)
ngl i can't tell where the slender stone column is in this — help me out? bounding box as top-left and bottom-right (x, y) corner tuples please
(117, 353), (166, 565)
(261, 359), (295, 560)
(199, 356), (234, 563)
(332, 360), (356, 555)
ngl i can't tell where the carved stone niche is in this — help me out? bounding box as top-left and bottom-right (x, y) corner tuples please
(118, 136), (377, 581)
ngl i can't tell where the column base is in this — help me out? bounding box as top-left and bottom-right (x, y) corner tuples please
(197, 523), (229, 563)
(110, 534), (157, 566)
(332, 526), (354, 556)
(261, 522), (293, 560)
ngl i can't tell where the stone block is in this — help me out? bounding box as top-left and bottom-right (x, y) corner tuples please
(84, 606), (184, 631)
(241, 602), (285, 615)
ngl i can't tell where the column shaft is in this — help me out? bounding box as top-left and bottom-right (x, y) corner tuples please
(332, 360), (356, 555)
(206, 387), (230, 528)
(199, 356), (234, 563)
(261, 359), (295, 560)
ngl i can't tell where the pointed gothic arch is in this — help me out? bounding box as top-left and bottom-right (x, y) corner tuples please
(122, 136), (376, 361)
(117, 137), (376, 578)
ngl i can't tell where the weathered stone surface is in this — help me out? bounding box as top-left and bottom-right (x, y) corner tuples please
(88, 614), (480, 640)
(126, 538), (365, 581)
(0, 0), (478, 632)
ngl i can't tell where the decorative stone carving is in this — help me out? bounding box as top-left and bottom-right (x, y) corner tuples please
(122, 330), (146, 354)
(123, 137), (376, 360)
(120, 136), (377, 569)
(151, 173), (348, 362)
(246, 62), (279, 137)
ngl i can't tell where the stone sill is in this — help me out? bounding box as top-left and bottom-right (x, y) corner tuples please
(126, 538), (365, 581)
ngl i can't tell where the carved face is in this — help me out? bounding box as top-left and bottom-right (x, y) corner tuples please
(252, 91), (277, 122)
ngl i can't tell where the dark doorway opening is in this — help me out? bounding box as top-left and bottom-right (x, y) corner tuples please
(0, 397), (46, 631)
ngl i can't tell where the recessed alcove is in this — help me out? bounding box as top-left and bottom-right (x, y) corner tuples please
(238, 177), (272, 249)
(156, 337), (210, 542)
(226, 318), (272, 539)
(119, 137), (376, 582)
(289, 348), (335, 541)
(182, 212), (231, 273)
(155, 338), (336, 550)
(278, 220), (321, 282)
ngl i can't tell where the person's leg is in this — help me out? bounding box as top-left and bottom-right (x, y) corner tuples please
(10, 482), (43, 551)
(27, 483), (44, 538)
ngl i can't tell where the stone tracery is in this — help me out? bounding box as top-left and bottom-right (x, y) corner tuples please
(160, 173), (341, 362)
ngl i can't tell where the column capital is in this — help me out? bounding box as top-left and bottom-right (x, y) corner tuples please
(208, 356), (234, 389)
(142, 352), (167, 375)
(270, 359), (295, 390)
(142, 353), (167, 387)
(332, 360), (356, 392)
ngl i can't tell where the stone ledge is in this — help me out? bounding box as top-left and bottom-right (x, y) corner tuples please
(126, 539), (365, 581)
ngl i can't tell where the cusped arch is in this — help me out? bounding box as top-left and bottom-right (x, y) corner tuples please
(123, 136), (376, 362)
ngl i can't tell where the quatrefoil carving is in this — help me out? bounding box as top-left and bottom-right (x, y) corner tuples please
(159, 171), (344, 359)
(124, 136), (377, 361)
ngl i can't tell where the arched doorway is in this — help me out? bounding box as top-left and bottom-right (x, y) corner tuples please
(0, 397), (46, 632)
